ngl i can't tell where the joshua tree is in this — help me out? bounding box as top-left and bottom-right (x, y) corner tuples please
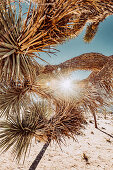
(0, 0), (113, 169)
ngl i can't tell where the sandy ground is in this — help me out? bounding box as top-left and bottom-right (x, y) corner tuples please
(0, 113), (113, 170)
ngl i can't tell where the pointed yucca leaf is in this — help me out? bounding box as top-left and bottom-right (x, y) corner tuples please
(0, 42), (18, 49)
(0, 72), (58, 118)
(0, 49), (16, 60)
(0, 101), (49, 161)
(45, 101), (86, 142)
(18, 0), (87, 54)
(0, 0), (112, 83)
(0, 98), (86, 161)
(0, 0), (40, 82)
(84, 22), (99, 43)
(0, 81), (32, 117)
(0, 116), (34, 161)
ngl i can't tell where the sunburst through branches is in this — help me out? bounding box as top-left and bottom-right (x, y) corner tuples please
(0, 0), (113, 166)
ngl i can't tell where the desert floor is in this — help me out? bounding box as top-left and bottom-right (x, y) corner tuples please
(0, 113), (113, 170)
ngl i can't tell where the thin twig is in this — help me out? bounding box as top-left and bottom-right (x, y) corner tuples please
(97, 128), (113, 138)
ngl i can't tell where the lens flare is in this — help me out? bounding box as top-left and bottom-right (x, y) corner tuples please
(45, 75), (84, 101)
(46, 82), (50, 86)
(57, 78), (75, 99)
(59, 78), (72, 91)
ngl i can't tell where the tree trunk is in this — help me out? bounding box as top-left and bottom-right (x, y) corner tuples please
(29, 142), (49, 170)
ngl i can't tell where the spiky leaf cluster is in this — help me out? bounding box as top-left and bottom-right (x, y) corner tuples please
(0, 1), (41, 82)
(0, 101), (48, 161)
(84, 23), (99, 43)
(0, 0), (113, 163)
(0, 80), (32, 117)
(0, 101), (86, 161)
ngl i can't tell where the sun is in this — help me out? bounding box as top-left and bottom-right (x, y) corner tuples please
(59, 78), (72, 91)
(45, 73), (84, 100)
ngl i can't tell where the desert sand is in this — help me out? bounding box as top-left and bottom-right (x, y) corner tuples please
(0, 113), (113, 170)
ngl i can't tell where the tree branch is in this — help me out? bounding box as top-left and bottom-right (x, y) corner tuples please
(41, 53), (111, 75)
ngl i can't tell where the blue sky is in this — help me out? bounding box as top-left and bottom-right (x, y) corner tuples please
(21, 3), (113, 80)
(38, 15), (113, 65)
(21, 3), (113, 65)
(37, 15), (113, 80)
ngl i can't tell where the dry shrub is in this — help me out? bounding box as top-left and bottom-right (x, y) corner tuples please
(0, 100), (86, 161)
